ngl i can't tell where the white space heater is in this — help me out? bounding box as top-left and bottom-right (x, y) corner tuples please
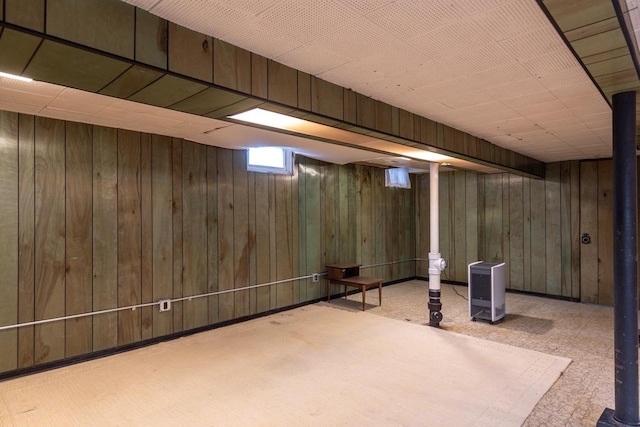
(468, 261), (506, 324)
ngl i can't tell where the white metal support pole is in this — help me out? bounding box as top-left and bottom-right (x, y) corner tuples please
(428, 162), (447, 326)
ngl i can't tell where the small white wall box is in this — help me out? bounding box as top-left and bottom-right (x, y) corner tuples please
(468, 261), (506, 324)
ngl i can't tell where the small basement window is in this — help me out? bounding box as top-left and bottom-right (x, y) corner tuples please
(247, 147), (293, 175)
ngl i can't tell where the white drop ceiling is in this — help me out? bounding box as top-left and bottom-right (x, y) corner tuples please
(123, 0), (614, 162)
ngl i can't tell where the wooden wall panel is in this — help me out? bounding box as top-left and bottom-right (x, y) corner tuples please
(530, 176), (547, 294)
(135, 9), (167, 69)
(508, 175), (524, 291)
(5, 0), (45, 32)
(483, 174), (503, 263)
(452, 171), (466, 281)
(65, 122), (93, 357)
(522, 177), (531, 292)
(303, 159), (322, 300)
(254, 172), (270, 312)
(151, 135), (173, 337)
(168, 23), (212, 82)
(560, 161), (572, 298)
(268, 61), (298, 107)
(580, 161), (598, 303)
(465, 173), (478, 272)
(248, 171), (258, 314)
(232, 150), (250, 317)
(182, 141), (208, 329)
(206, 147), (219, 323)
(46, 0), (135, 59)
(0, 111), (18, 372)
(140, 135), (153, 340)
(18, 114), (35, 369)
(217, 148), (235, 321)
(92, 126), (118, 351)
(597, 160), (614, 305)
(171, 139), (183, 332)
(275, 174), (294, 308)
(545, 163), (562, 296)
(373, 169), (386, 280)
(34, 117), (66, 365)
(117, 130), (142, 346)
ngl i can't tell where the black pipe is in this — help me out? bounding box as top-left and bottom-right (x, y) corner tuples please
(603, 91), (639, 426)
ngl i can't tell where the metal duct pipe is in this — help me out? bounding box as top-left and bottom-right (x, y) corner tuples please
(428, 162), (447, 327)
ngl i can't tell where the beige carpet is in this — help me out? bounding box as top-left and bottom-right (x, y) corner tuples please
(0, 303), (570, 426)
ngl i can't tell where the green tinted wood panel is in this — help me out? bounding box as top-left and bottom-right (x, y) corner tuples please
(100, 66), (163, 99)
(311, 77), (343, 121)
(151, 135), (173, 337)
(34, 117), (66, 365)
(92, 126), (118, 352)
(6, 0), (45, 31)
(0, 111), (18, 372)
(17, 114), (35, 369)
(65, 122), (93, 358)
(268, 60), (297, 107)
(117, 129), (142, 345)
(47, 0), (134, 59)
(170, 87), (247, 116)
(25, 40), (130, 92)
(205, 98), (263, 119)
(135, 9), (167, 69)
(128, 74), (207, 108)
(0, 28), (42, 76)
(168, 23), (212, 83)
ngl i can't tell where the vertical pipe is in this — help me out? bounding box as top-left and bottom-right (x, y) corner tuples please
(612, 90), (639, 425)
(428, 162), (445, 326)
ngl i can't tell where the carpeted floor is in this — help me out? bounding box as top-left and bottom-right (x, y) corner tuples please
(333, 279), (616, 426)
(0, 297), (569, 426)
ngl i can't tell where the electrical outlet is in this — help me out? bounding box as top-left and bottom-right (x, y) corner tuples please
(312, 273), (319, 283)
(159, 299), (171, 312)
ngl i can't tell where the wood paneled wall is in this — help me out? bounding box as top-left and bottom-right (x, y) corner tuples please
(0, 110), (415, 374)
(416, 162), (581, 300)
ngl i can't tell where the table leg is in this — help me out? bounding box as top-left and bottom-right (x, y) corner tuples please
(344, 285), (347, 299)
(379, 282), (382, 306)
(327, 280), (330, 302)
(362, 286), (366, 311)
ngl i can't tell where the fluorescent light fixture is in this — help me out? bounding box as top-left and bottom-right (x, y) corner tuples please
(0, 71), (32, 82)
(230, 108), (305, 129)
(404, 151), (452, 162)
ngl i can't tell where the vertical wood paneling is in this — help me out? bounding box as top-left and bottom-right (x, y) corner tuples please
(570, 161), (581, 300)
(92, 126), (118, 351)
(140, 135), (153, 340)
(439, 173), (451, 280)
(291, 160), (300, 303)
(172, 139), (183, 332)
(232, 150), (250, 318)
(597, 160), (614, 305)
(182, 141), (208, 329)
(545, 163), (562, 296)
(465, 173), (478, 275)
(275, 174), (293, 308)
(151, 135), (173, 337)
(373, 169), (385, 280)
(217, 148), (234, 321)
(168, 23), (212, 82)
(297, 159), (308, 302)
(248, 171), (258, 313)
(530, 177), (547, 294)
(0, 111), (18, 372)
(484, 174), (502, 263)
(117, 130), (141, 346)
(268, 174), (277, 309)
(65, 122), (93, 357)
(508, 175), (524, 291)
(34, 117), (65, 365)
(385, 187), (398, 281)
(501, 175), (510, 289)
(580, 161), (598, 303)
(206, 147), (219, 323)
(477, 175), (486, 262)
(560, 161), (572, 297)
(522, 177), (532, 292)
(254, 172), (270, 312)
(18, 114), (35, 368)
(304, 159), (322, 300)
(453, 171), (466, 281)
